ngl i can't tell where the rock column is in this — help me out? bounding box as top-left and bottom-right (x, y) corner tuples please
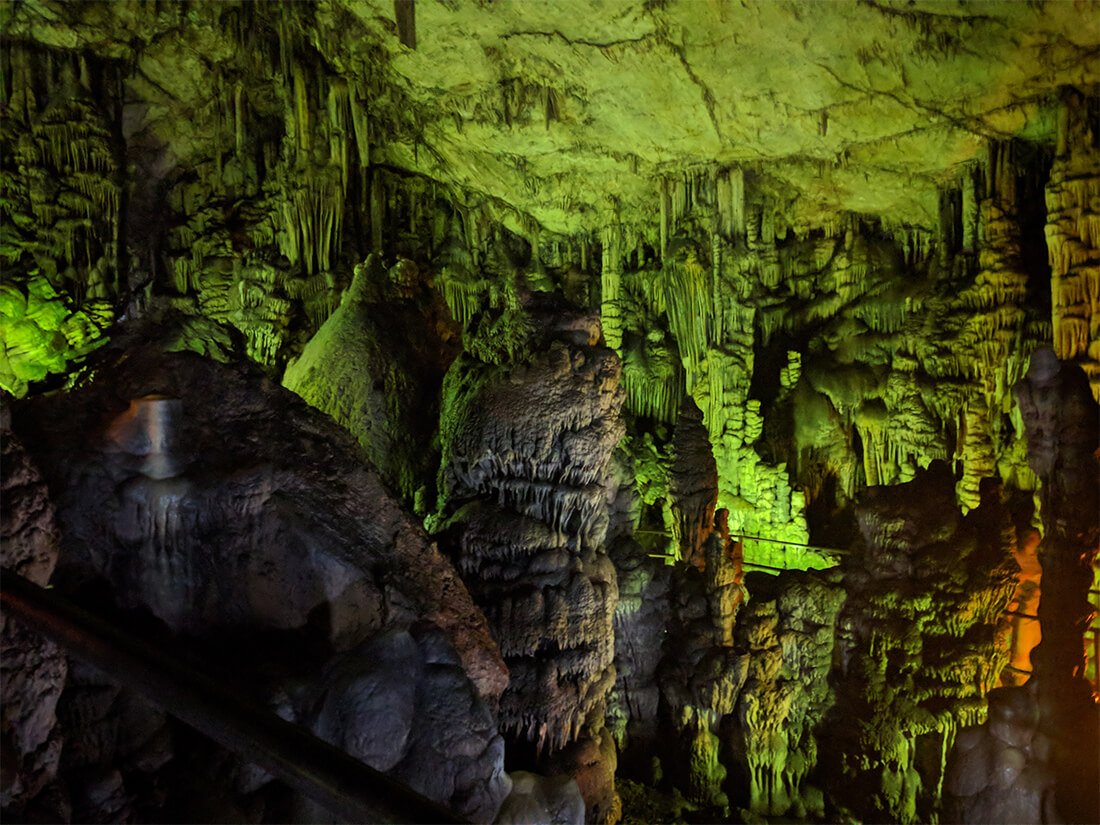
(437, 308), (624, 822)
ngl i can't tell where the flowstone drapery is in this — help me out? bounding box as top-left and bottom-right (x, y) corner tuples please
(945, 353), (1100, 824)
(3, 4), (1099, 824)
(434, 301), (624, 822)
(1047, 91), (1100, 399)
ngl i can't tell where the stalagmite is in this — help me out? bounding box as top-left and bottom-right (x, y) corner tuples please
(436, 299), (623, 821)
(2, 6), (1099, 824)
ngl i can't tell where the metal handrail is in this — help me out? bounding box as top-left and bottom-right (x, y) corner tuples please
(0, 572), (465, 825)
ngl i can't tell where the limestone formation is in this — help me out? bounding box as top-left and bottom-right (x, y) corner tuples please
(496, 770), (586, 825)
(283, 255), (456, 503)
(301, 624), (510, 823)
(0, 405), (67, 816)
(434, 301), (624, 814)
(726, 570), (845, 820)
(1047, 91), (1100, 398)
(943, 682), (1051, 824)
(1014, 351), (1100, 683)
(1005, 352), (1100, 824)
(2, 3), (1099, 824)
(8, 344), (509, 821)
(825, 463), (1020, 824)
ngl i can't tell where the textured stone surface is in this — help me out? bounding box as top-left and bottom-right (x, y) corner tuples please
(433, 300), (623, 820)
(9, 343), (509, 821)
(1006, 352), (1100, 824)
(303, 625), (510, 823)
(944, 682), (1057, 824)
(0, 404), (67, 816)
(5, 2), (1097, 236)
(726, 570), (845, 819)
(823, 463), (1020, 824)
(497, 770), (586, 825)
(14, 343), (505, 701)
(1046, 90), (1100, 398)
(317, 1), (1096, 234)
(55, 657), (171, 825)
(436, 301), (623, 775)
(283, 255), (458, 503)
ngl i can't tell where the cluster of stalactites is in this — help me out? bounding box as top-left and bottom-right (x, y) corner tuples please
(1047, 90), (1100, 399)
(1, 46), (122, 299)
(274, 65), (372, 276)
(657, 167), (746, 258)
(945, 144), (1028, 509)
(180, 7), (377, 283)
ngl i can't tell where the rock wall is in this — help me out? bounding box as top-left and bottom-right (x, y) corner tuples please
(7, 344), (510, 822)
(0, 405), (67, 817)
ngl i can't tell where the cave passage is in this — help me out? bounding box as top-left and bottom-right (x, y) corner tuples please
(1, 3), (1098, 824)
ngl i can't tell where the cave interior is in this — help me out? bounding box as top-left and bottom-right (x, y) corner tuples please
(1, 1), (1099, 824)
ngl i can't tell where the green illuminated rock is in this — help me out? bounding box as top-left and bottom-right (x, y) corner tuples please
(284, 256), (452, 502)
(0, 274), (110, 397)
(2, 2), (1098, 822)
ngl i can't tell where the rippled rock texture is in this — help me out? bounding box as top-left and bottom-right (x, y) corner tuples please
(435, 303), (624, 820)
(824, 463), (1020, 824)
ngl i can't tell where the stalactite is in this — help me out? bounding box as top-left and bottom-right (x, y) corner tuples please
(955, 396), (995, 509)
(441, 278), (487, 326)
(292, 61), (310, 158)
(715, 167), (745, 242)
(2, 45), (122, 307)
(622, 339), (683, 424)
(664, 249), (710, 389)
(1046, 90), (1100, 398)
(962, 163), (980, 253)
(659, 178), (670, 262)
(349, 79), (371, 169)
(326, 78), (350, 189)
(600, 225), (623, 352)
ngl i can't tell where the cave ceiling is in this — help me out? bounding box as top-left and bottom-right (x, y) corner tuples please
(6, 0), (1099, 236)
